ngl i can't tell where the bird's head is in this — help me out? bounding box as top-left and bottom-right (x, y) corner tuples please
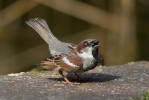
(76, 39), (100, 59)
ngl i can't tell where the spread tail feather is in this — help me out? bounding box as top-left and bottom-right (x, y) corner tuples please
(26, 18), (60, 45)
(26, 18), (70, 55)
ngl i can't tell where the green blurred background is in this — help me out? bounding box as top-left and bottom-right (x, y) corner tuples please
(0, 0), (149, 75)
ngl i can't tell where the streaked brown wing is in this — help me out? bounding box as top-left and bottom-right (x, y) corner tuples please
(67, 43), (78, 54)
(37, 54), (83, 72)
(37, 56), (60, 70)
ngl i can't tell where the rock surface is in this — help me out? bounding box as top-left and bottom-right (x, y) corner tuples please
(0, 61), (149, 100)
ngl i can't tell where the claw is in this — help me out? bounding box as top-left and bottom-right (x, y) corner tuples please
(61, 81), (80, 85)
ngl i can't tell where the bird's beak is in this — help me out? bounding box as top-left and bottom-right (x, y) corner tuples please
(92, 39), (99, 47)
(94, 45), (101, 48)
(93, 40), (99, 44)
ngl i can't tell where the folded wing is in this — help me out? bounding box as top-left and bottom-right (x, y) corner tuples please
(38, 54), (83, 72)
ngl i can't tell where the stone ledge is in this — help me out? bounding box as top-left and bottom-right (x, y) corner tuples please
(0, 61), (149, 100)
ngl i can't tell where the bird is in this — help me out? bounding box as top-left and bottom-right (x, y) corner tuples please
(26, 18), (104, 85)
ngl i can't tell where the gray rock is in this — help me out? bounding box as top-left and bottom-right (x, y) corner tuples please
(0, 61), (149, 100)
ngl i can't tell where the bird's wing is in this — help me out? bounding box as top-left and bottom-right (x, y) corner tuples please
(37, 54), (83, 71)
(26, 18), (70, 55)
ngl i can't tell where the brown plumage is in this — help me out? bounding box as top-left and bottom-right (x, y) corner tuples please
(39, 54), (83, 72)
(26, 18), (104, 85)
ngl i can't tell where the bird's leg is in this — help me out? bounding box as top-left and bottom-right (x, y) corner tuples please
(74, 73), (83, 80)
(74, 73), (90, 81)
(59, 69), (80, 85)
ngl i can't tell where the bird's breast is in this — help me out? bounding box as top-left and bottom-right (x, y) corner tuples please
(81, 58), (98, 72)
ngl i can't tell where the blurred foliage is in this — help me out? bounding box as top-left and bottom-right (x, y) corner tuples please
(0, 0), (149, 74)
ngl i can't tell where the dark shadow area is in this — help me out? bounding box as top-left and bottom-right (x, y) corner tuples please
(47, 73), (121, 83)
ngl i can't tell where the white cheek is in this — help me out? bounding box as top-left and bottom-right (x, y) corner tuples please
(78, 47), (93, 59)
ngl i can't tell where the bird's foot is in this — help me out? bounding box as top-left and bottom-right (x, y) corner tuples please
(61, 81), (80, 85)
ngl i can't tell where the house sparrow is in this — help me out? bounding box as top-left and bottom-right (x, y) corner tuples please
(26, 18), (104, 85)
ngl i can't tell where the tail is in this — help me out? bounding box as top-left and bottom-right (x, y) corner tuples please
(26, 18), (70, 55)
(26, 18), (60, 45)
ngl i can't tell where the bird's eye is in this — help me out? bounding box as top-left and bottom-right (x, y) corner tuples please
(84, 42), (88, 46)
